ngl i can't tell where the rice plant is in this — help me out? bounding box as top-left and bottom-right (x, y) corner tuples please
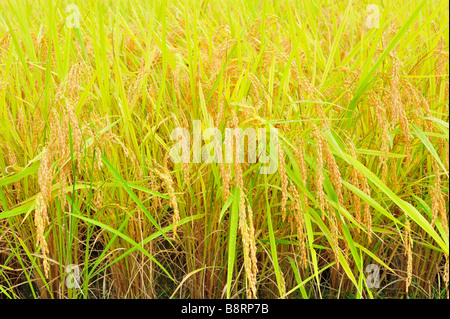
(0, 0), (448, 299)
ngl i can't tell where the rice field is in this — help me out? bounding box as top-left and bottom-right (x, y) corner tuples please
(0, 0), (448, 299)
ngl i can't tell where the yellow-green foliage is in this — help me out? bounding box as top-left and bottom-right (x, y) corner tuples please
(0, 0), (448, 299)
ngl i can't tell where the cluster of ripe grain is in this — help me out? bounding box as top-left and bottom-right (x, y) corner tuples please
(230, 111), (258, 299)
(32, 62), (90, 277)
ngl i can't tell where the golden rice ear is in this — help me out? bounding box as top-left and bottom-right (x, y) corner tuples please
(237, 199), (257, 299)
(404, 217), (413, 295)
(289, 184), (307, 269)
(293, 137), (308, 188)
(323, 138), (343, 207)
(278, 268), (287, 299)
(128, 65), (150, 107)
(278, 144), (288, 222)
(368, 93), (390, 183)
(6, 144), (21, 201)
(299, 77), (329, 130)
(35, 193), (50, 279)
(17, 105), (25, 146)
(230, 110), (258, 299)
(390, 55), (411, 164)
(38, 146), (54, 204)
(431, 159), (446, 229)
(293, 137), (309, 227)
(169, 112), (191, 185)
(65, 98), (83, 167)
(222, 120), (233, 201)
(445, 255), (449, 299)
(347, 141), (362, 234)
(153, 160), (180, 240)
(361, 176), (372, 244)
(246, 205), (258, 265)
(312, 125), (340, 268)
(401, 77), (423, 126)
(312, 125), (325, 218)
(348, 139), (373, 243)
(246, 204), (258, 299)
(248, 73), (270, 113)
